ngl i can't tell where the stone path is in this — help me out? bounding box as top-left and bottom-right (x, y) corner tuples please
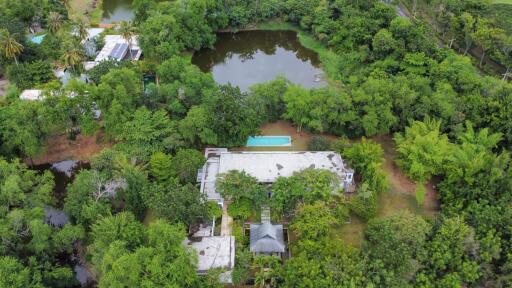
(261, 206), (271, 223)
(220, 202), (233, 236)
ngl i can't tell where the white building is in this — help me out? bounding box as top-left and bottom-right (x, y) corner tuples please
(19, 89), (43, 100)
(198, 148), (355, 206)
(186, 236), (235, 283)
(84, 35), (142, 70)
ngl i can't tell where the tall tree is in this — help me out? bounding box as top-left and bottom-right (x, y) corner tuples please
(0, 29), (23, 65)
(46, 12), (64, 34)
(119, 21), (136, 59)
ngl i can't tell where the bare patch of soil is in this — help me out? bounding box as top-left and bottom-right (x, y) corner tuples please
(28, 130), (111, 165)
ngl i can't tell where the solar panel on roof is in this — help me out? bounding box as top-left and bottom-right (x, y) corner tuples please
(109, 43), (128, 60)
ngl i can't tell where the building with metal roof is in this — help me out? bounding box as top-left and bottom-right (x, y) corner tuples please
(250, 222), (286, 256)
(85, 35), (142, 70)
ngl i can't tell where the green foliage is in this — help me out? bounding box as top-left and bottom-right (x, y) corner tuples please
(90, 212), (145, 269)
(415, 217), (482, 287)
(0, 99), (47, 158)
(348, 182), (378, 221)
(6, 60), (54, 89)
(149, 152), (173, 183)
(394, 118), (452, 182)
(97, 219), (204, 287)
(364, 211), (430, 287)
(156, 56), (216, 114)
(170, 149), (205, 183)
(283, 238), (366, 288)
(307, 135), (330, 151)
(248, 76), (289, 123)
(203, 84), (261, 147)
(253, 255), (282, 288)
(143, 180), (209, 226)
(341, 138), (388, 193)
(290, 201), (338, 241)
(217, 170), (267, 211)
(415, 182), (426, 206)
(87, 59), (125, 83)
(0, 256), (32, 288)
(0, 159), (83, 287)
(207, 201), (222, 219)
(64, 169), (113, 226)
(271, 168), (340, 214)
(227, 198), (258, 220)
(114, 107), (182, 159)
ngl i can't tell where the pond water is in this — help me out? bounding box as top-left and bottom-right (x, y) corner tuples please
(192, 30), (327, 92)
(101, 0), (134, 24)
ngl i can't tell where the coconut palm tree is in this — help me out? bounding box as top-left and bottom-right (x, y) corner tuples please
(0, 29), (24, 65)
(74, 21), (88, 42)
(47, 12), (64, 34)
(253, 255), (282, 288)
(119, 21), (136, 60)
(61, 47), (84, 72)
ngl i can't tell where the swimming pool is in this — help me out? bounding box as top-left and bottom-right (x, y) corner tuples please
(29, 34), (46, 45)
(246, 136), (291, 147)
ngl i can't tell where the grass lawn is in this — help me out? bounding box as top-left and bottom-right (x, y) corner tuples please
(493, 0), (512, 3)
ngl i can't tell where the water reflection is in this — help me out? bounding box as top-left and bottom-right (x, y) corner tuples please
(101, 0), (134, 24)
(192, 30), (327, 92)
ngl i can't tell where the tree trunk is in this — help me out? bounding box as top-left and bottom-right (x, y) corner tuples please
(464, 41), (471, 55)
(128, 40), (133, 60)
(479, 49), (485, 67)
(14, 55), (18, 65)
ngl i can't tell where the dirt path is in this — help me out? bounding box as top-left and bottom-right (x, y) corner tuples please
(371, 135), (439, 213)
(29, 131), (111, 165)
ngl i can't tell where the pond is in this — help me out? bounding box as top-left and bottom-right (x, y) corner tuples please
(101, 0), (134, 24)
(192, 30), (327, 92)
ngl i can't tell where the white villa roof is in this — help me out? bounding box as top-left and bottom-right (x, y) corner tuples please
(218, 151), (346, 183)
(187, 236), (235, 272)
(20, 89), (43, 100)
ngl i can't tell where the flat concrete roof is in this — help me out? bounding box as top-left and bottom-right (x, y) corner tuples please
(187, 236), (235, 272)
(218, 151), (346, 182)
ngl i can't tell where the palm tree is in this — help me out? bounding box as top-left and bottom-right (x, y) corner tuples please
(119, 21), (136, 60)
(61, 48), (84, 72)
(0, 29), (24, 65)
(74, 21), (88, 42)
(47, 12), (64, 34)
(253, 256), (281, 288)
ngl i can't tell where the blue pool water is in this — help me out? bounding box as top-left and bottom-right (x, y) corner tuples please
(29, 34), (46, 44)
(246, 136), (291, 147)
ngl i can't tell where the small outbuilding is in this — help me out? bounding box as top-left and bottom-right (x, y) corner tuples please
(250, 221), (286, 257)
(187, 236), (235, 283)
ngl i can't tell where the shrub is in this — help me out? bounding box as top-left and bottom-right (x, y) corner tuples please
(307, 135), (330, 151)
